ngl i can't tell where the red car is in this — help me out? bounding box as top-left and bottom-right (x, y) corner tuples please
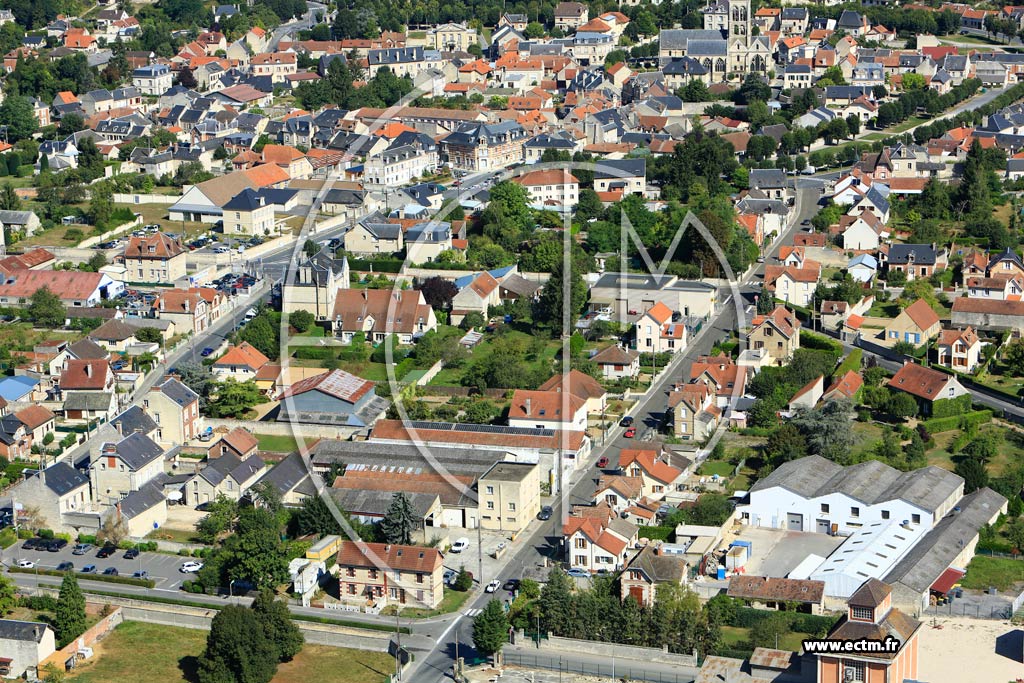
(624, 427), (636, 438)
(596, 456), (609, 468)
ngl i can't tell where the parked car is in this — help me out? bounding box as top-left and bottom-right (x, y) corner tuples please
(450, 537), (470, 553)
(596, 456), (609, 468)
(81, 565), (96, 574)
(132, 570), (149, 579)
(201, 347), (215, 357)
(72, 543), (92, 555)
(124, 548), (140, 560)
(56, 562), (74, 572)
(502, 579), (520, 592)
(537, 506), (552, 521)
(180, 561), (204, 573)
(16, 559), (34, 568)
(22, 537), (42, 551)
(620, 416), (634, 427)
(443, 569), (457, 585)
(47, 539), (68, 552)
(485, 580), (501, 593)
(566, 568), (589, 578)
(103, 567), (118, 576)
(624, 427), (637, 438)
(97, 545), (116, 558)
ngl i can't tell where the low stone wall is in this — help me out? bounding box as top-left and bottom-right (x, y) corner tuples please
(40, 606), (125, 669)
(204, 417), (361, 441)
(113, 193), (178, 205)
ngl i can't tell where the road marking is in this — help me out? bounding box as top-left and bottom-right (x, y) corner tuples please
(464, 608), (482, 617)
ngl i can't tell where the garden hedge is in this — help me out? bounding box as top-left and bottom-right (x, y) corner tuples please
(8, 566), (156, 588)
(922, 410), (992, 433)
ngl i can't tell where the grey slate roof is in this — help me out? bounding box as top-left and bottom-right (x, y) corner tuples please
(749, 169), (788, 190)
(752, 455), (965, 513)
(329, 488), (439, 518)
(117, 481), (166, 519)
(888, 244), (937, 266)
(658, 29), (725, 51)
(252, 451), (317, 500)
(105, 432), (164, 471)
(686, 39), (728, 57)
(63, 392), (114, 411)
(593, 158), (646, 179)
(110, 405), (159, 437)
(40, 462), (89, 496)
(155, 378), (199, 407)
(884, 487), (1007, 593)
(0, 619), (51, 642)
(67, 338), (110, 360)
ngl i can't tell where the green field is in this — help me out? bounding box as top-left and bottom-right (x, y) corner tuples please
(255, 433), (305, 453)
(68, 621), (394, 683)
(719, 625), (809, 653)
(959, 556), (1024, 591)
(428, 326), (561, 386)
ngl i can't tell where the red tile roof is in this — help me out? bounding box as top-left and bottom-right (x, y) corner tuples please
(508, 389), (585, 421)
(619, 448), (682, 484)
(824, 370), (863, 399)
(336, 541), (441, 573)
(60, 359), (110, 390)
(887, 362), (956, 400)
(902, 298), (940, 332)
(124, 232), (185, 260)
(214, 342), (269, 371)
(280, 369), (374, 404)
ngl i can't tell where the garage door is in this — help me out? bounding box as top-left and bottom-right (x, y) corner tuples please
(787, 513), (803, 531)
(816, 519), (831, 534)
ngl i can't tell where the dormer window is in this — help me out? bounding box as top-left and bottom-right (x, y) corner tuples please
(851, 606), (873, 621)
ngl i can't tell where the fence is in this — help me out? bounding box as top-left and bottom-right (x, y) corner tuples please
(40, 607), (125, 670)
(113, 193), (178, 204)
(923, 601), (1012, 620)
(502, 651), (694, 683)
(416, 385), (508, 398)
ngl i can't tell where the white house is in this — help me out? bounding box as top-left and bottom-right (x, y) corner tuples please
(514, 169), (579, 213)
(738, 455), (964, 534)
(563, 515), (638, 573)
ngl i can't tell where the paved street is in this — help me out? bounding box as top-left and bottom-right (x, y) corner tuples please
(408, 180), (826, 683)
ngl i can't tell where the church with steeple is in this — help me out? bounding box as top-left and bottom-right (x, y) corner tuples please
(658, 0), (770, 83)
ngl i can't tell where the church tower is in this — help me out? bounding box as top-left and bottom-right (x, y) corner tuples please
(729, 0), (750, 47)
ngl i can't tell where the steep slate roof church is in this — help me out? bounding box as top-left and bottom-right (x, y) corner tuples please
(660, 0), (769, 82)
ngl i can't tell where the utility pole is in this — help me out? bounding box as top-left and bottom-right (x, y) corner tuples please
(394, 612), (403, 680)
(477, 522), (483, 585)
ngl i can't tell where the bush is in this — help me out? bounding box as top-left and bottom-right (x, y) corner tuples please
(730, 607), (839, 635)
(64, 228), (84, 242)
(77, 534), (97, 545)
(637, 526), (674, 541)
(931, 393), (972, 419)
(38, 529), (54, 539)
(923, 410), (992, 433)
(19, 595), (58, 611)
(8, 566), (156, 588)
(293, 347), (335, 360)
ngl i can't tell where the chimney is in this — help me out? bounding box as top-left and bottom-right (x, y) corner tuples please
(33, 626), (40, 639)
(184, 298), (190, 313)
(114, 419), (122, 435)
(159, 298), (165, 312)
(525, 397), (532, 416)
(85, 363), (92, 378)
(259, 195), (265, 206)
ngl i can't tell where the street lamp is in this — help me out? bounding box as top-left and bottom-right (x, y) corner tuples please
(229, 578), (236, 599)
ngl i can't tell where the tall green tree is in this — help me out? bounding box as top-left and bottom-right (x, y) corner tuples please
(380, 492), (419, 544)
(0, 574), (16, 616)
(27, 286), (65, 327)
(538, 567), (573, 635)
(0, 95), (37, 141)
(533, 259), (587, 331)
(473, 599), (510, 659)
(54, 573), (86, 648)
(251, 589), (304, 662)
(198, 605), (279, 683)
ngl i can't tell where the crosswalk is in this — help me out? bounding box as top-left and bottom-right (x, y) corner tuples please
(464, 608), (482, 617)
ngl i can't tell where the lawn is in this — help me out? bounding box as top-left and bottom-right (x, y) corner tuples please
(146, 527), (201, 544)
(388, 588), (472, 618)
(255, 433), (304, 453)
(68, 621), (394, 683)
(924, 424), (1021, 477)
(0, 322), (80, 352)
(850, 421), (886, 461)
(719, 626), (808, 653)
(428, 326), (560, 387)
(112, 202), (210, 241)
(698, 460), (734, 477)
(866, 301), (900, 318)
(960, 555), (1024, 592)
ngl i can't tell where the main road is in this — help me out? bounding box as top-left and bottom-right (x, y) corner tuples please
(407, 179), (826, 682)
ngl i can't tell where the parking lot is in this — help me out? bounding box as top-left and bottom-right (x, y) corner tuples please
(2, 540), (201, 591)
(737, 526), (845, 578)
